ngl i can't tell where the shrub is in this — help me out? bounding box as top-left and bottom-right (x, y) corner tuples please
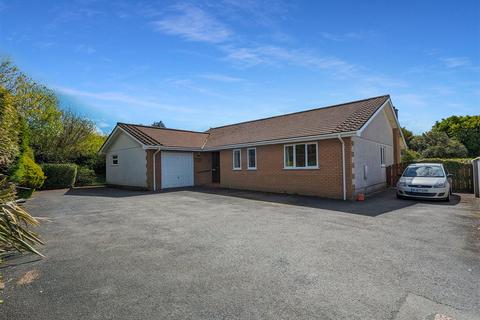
(41, 163), (77, 189)
(0, 87), (20, 173)
(9, 151), (46, 196)
(407, 158), (473, 174)
(75, 166), (98, 186)
(401, 149), (420, 163)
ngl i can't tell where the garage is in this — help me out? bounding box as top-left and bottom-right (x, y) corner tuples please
(161, 151), (194, 189)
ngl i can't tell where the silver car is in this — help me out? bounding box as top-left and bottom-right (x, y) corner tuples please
(397, 163), (453, 201)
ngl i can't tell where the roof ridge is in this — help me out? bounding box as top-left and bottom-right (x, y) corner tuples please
(119, 123), (161, 145)
(117, 122), (208, 134)
(209, 95), (390, 130)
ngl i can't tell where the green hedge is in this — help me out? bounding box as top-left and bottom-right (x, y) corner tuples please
(41, 163), (77, 189)
(75, 166), (98, 187)
(411, 158), (473, 172)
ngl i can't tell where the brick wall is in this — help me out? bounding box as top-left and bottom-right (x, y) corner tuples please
(146, 149), (161, 191)
(218, 138), (352, 199)
(194, 152), (212, 185)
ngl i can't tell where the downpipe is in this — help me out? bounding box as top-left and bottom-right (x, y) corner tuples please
(337, 135), (346, 200)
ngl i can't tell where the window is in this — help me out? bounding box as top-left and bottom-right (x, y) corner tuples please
(112, 154), (118, 165)
(233, 149), (241, 170)
(380, 146), (386, 166)
(284, 143), (318, 169)
(247, 148), (256, 169)
(285, 145), (294, 167)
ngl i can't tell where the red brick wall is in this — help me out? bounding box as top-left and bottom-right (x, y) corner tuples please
(146, 149), (161, 191)
(218, 138), (353, 199)
(194, 152), (212, 185)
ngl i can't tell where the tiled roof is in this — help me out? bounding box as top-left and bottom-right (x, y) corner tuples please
(204, 95), (389, 148)
(113, 95), (390, 149)
(117, 123), (208, 148)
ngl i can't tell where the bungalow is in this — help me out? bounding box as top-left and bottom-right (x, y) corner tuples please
(99, 95), (406, 200)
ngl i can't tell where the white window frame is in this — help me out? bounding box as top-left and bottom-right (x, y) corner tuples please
(247, 147), (257, 170)
(380, 146), (386, 167)
(232, 149), (242, 170)
(283, 142), (318, 169)
(111, 154), (119, 166)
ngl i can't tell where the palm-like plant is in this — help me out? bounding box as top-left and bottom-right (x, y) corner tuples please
(0, 175), (44, 256)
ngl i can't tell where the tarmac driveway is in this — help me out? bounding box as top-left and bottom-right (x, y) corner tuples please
(1, 187), (479, 320)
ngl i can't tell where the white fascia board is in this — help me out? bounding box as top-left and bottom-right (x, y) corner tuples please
(116, 126), (148, 148)
(356, 97), (407, 149)
(98, 126), (120, 154)
(356, 98), (391, 136)
(203, 131), (357, 151)
(144, 146), (203, 152)
(98, 125), (148, 154)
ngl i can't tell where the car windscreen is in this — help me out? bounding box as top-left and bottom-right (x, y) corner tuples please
(402, 165), (445, 177)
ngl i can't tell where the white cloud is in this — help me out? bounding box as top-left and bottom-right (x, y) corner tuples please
(199, 73), (243, 82)
(54, 86), (198, 114)
(320, 31), (376, 42)
(440, 57), (471, 68)
(222, 45), (358, 75)
(153, 5), (231, 43)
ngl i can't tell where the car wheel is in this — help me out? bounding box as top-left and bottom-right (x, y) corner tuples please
(396, 193), (403, 199)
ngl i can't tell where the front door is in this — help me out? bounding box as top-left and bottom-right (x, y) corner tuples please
(212, 152), (220, 183)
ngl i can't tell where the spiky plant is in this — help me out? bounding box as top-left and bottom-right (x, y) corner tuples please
(0, 175), (44, 303)
(0, 175), (44, 256)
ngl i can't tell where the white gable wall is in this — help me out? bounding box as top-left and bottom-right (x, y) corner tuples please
(105, 130), (147, 188)
(352, 108), (394, 194)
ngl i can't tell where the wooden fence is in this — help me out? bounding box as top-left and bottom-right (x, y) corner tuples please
(386, 162), (474, 193)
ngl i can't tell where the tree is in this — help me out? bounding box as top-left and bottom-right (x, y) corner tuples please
(401, 149), (420, 162)
(410, 130), (468, 158)
(432, 115), (480, 157)
(0, 59), (62, 161)
(0, 87), (19, 173)
(35, 110), (98, 163)
(9, 119), (46, 194)
(151, 121), (165, 128)
(401, 127), (414, 148)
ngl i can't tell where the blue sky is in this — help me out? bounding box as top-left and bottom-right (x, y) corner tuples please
(1, 0), (479, 134)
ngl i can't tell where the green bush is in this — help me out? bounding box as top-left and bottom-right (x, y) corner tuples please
(10, 152), (46, 192)
(409, 158), (472, 173)
(401, 149), (420, 162)
(75, 166), (98, 186)
(0, 87), (20, 174)
(41, 163), (77, 189)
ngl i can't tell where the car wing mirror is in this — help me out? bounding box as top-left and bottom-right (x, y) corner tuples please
(447, 173), (454, 178)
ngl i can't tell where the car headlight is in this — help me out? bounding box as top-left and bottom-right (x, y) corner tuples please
(397, 179), (407, 187)
(434, 181), (446, 188)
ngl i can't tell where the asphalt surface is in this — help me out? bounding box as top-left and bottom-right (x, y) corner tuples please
(1, 187), (479, 320)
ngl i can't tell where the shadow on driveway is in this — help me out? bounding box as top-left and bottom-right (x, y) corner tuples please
(65, 186), (462, 217)
(189, 187), (461, 217)
(65, 186), (153, 198)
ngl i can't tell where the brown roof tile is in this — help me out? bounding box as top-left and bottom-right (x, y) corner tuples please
(118, 123), (208, 148)
(204, 95), (389, 148)
(113, 95), (389, 149)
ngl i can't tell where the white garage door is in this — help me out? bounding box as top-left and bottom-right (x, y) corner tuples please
(161, 151), (194, 189)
